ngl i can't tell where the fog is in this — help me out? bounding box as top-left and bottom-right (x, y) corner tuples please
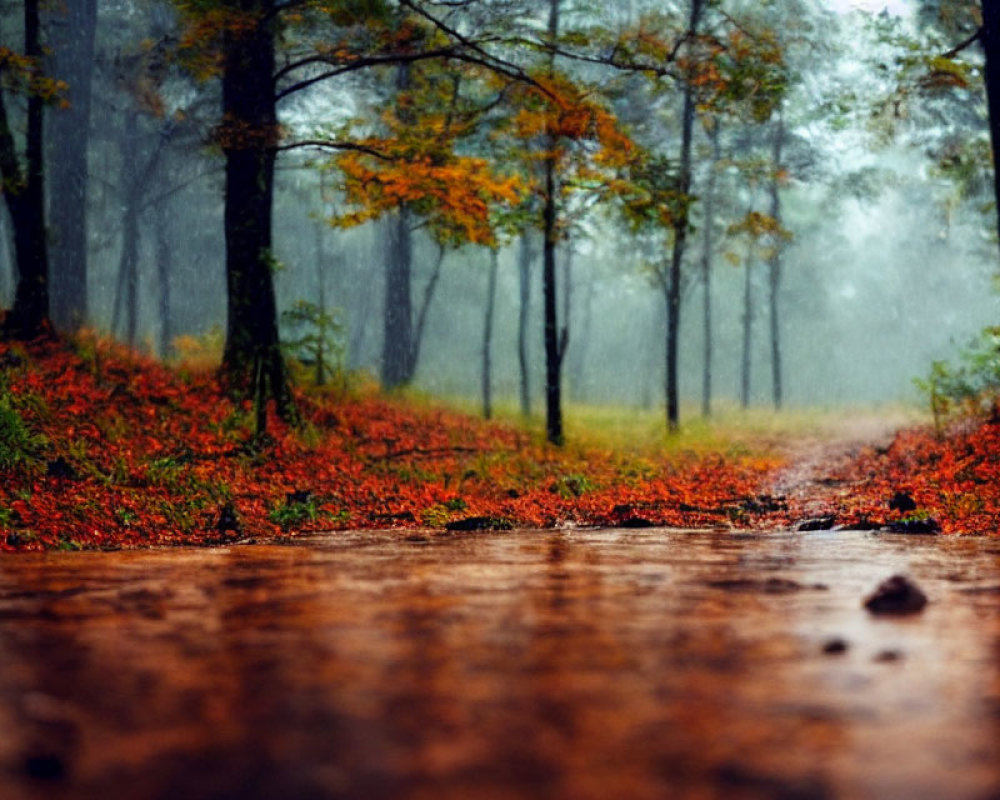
(1, 0), (995, 420)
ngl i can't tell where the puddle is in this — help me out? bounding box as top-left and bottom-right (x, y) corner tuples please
(1, 529), (998, 799)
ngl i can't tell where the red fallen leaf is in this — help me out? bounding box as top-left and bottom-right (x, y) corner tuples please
(4, 334), (996, 551)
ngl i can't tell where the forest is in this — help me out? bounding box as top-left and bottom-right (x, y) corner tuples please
(6, 5), (1000, 796)
(3, 0), (1000, 547)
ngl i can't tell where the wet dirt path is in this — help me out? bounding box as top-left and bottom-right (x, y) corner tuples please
(2, 529), (1000, 800)
(768, 414), (912, 522)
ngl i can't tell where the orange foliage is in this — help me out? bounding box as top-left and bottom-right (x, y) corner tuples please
(0, 337), (783, 552)
(335, 148), (523, 246)
(8, 337), (990, 552)
(781, 421), (1000, 535)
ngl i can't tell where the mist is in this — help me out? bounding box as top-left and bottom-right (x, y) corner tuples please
(1, 0), (995, 424)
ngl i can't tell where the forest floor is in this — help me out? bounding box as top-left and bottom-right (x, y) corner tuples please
(1, 333), (998, 552)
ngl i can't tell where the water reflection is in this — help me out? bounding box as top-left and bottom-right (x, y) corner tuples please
(0, 530), (998, 799)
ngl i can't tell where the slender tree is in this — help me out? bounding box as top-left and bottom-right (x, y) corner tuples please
(381, 63), (416, 390)
(541, 0), (567, 445)
(767, 111), (786, 409)
(700, 119), (721, 418)
(663, 0), (703, 432)
(0, 0), (53, 338)
(481, 247), (499, 419)
(517, 229), (534, 417)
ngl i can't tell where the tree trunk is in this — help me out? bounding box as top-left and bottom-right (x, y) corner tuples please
(153, 197), (173, 357)
(741, 235), (754, 410)
(569, 273), (594, 402)
(410, 241), (444, 380)
(665, 0), (703, 432)
(46, 0), (96, 333)
(981, 1), (1000, 260)
(0, 211), (12, 304)
(543, 0), (566, 445)
(542, 160), (565, 445)
(381, 207), (414, 389)
(768, 113), (785, 410)
(700, 120), (720, 418)
(112, 112), (141, 347)
(219, 1), (291, 425)
(381, 63), (416, 390)
(517, 229), (533, 417)
(0, 0), (50, 339)
(482, 248), (499, 419)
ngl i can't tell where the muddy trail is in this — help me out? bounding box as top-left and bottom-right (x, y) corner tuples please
(766, 413), (917, 528)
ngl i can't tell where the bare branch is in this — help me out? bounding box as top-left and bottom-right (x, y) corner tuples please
(276, 140), (394, 160)
(943, 27), (983, 59)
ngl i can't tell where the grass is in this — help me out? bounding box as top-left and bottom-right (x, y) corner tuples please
(418, 390), (926, 459)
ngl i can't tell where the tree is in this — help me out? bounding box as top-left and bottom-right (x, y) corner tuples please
(216, 0), (291, 424)
(176, 0), (537, 419)
(46, 0), (97, 333)
(699, 118), (721, 418)
(767, 111), (786, 409)
(541, 0), (566, 445)
(663, 0), (703, 433)
(481, 247), (499, 419)
(516, 228), (535, 417)
(980, 1), (1000, 257)
(330, 58), (523, 390)
(0, 0), (58, 338)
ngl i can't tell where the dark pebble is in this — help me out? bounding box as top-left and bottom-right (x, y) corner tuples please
(863, 574), (928, 614)
(23, 752), (67, 781)
(822, 638), (849, 654)
(798, 516), (837, 531)
(874, 649), (903, 663)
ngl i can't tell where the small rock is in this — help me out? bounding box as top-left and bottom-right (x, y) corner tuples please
(873, 649), (903, 663)
(216, 502), (241, 534)
(445, 516), (513, 532)
(46, 457), (78, 480)
(797, 515), (837, 531)
(886, 517), (940, 535)
(888, 491), (917, 513)
(618, 516), (656, 529)
(23, 752), (67, 781)
(822, 637), (849, 654)
(863, 574), (928, 614)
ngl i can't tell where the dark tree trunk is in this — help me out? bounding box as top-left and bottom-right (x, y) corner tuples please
(981, 1), (1000, 259)
(700, 121), (720, 419)
(665, 0), (703, 432)
(741, 233), (754, 410)
(219, 1), (291, 424)
(482, 248), (499, 419)
(381, 206), (414, 389)
(381, 63), (417, 390)
(312, 212), (328, 385)
(46, 0), (96, 333)
(517, 229), (533, 417)
(542, 159), (565, 445)
(410, 242), (444, 381)
(767, 113), (785, 410)
(0, 0), (50, 338)
(543, 0), (566, 445)
(568, 273), (594, 402)
(153, 197), (173, 357)
(0, 211), (12, 303)
(112, 112), (141, 347)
